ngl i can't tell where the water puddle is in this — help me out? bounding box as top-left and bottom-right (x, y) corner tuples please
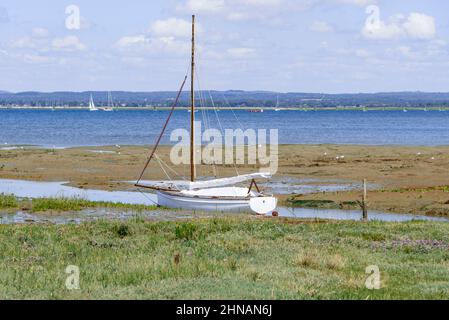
(87, 150), (117, 154)
(276, 207), (449, 222)
(0, 179), (157, 205)
(1, 178), (447, 224)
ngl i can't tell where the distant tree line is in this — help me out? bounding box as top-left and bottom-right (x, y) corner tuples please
(1, 91), (449, 108)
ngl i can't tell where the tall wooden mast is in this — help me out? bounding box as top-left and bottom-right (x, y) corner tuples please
(190, 14), (196, 182)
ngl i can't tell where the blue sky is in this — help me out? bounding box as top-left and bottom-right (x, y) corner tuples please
(0, 0), (448, 93)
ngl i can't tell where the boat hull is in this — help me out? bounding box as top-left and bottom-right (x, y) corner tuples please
(157, 191), (252, 212)
(157, 189), (277, 214)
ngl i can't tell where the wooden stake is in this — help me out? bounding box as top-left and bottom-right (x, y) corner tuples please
(362, 179), (368, 221)
(357, 179), (368, 221)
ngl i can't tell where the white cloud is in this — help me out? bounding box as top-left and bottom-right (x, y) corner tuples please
(22, 54), (53, 64)
(32, 27), (49, 38)
(178, 0), (287, 21)
(309, 21), (333, 33)
(403, 13), (436, 40)
(227, 47), (255, 58)
(179, 0), (225, 14)
(115, 17), (197, 57)
(237, 0), (283, 6)
(387, 46), (415, 59)
(150, 18), (193, 38)
(52, 36), (87, 51)
(355, 49), (371, 58)
(362, 20), (404, 40)
(11, 28), (50, 50)
(227, 12), (250, 21)
(116, 35), (147, 48)
(336, 0), (376, 6)
(11, 37), (39, 49)
(362, 12), (436, 41)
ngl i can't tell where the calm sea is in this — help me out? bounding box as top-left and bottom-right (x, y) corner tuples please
(1, 109), (449, 147)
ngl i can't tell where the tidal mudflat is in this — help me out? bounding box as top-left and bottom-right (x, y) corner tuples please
(1, 144), (449, 216)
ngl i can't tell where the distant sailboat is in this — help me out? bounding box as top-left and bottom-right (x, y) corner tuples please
(101, 92), (114, 112)
(274, 95), (281, 111)
(403, 107), (408, 113)
(89, 94), (98, 111)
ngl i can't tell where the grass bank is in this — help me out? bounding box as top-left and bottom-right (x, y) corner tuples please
(1, 217), (449, 299)
(0, 193), (157, 212)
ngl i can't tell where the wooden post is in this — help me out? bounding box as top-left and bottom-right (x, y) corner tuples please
(357, 179), (368, 221)
(362, 179), (368, 221)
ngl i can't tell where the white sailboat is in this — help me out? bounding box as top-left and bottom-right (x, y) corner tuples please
(135, 15), (277, 215)
(274, 95), (281, 111)
(101, 92), (114, 112)
(89, 94), (98, 111)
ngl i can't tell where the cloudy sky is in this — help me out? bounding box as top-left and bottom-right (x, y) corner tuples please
(0, 0), (448, 93)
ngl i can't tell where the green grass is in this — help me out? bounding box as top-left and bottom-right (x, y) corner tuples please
(30, 197), (158, 212)
(0, 193), (18, 209)
(0, 194), (158, 212)
(1, 217), (449, 299)
(286, 198), (337, 209)
(386, 186), (449, 193)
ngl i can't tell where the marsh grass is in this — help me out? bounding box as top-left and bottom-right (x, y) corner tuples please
(0, 193), (18, 209)
(31, 197), (159, 212)
(1, 217), (449, 299)
(286, 198), (337, 209)
(0, 194), (158, 212)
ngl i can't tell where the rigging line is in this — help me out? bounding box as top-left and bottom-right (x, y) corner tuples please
(209, 90), (240, 177)
(204, 91), (219, 177)
(136, 75), (188, 184)
(136, 188), (159, 206)
(154, 153), (173, 182)
(154, 152), (186, 181)
(193, 47), (211, 131)
(198, 85), (217, 177)
(195, 65), (219, 177)
(221, 92), (245, 131)
(193, 63), (211, 177)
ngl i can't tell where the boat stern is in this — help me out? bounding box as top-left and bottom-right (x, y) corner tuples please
(250, 196), (277, 215)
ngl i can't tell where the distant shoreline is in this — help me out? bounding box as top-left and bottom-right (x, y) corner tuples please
(1, 106), (449, 111)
